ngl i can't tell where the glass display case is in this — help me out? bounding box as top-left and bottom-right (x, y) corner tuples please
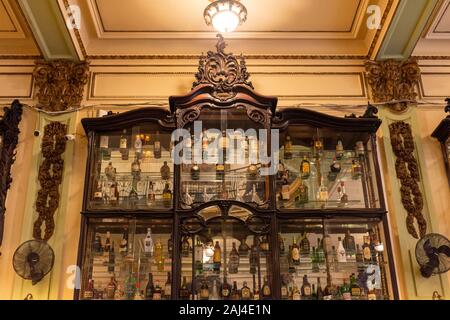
(78, 38), (398, 300)
(432, 101), (450, 186)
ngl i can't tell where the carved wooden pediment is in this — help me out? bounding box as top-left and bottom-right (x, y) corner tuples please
(33, 60), (89, 112)
(193, 34), (254, 101)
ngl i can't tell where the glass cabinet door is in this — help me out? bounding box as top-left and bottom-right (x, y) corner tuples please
(277, 127), (381, 210)
(278, 217), (392, 300)
(179, 106), (270, 210)
(80, 217), (173, 300)
(89, 124), (174, 210)
(179, 206), (272, 300)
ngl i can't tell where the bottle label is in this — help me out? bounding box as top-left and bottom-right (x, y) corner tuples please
(281, 287), (288, 297)
(84, 291), (93, 299)
(222, 289), (230, 297)
(200, 290), (209, 299)
(293, 293), (301, 300)
(304, 287), (311, 296)
(263, 286), (271, 296)
(120, 138), (127, 149)
(368, 293), (377, 300)
(351, 288), (361, 297)
(282, 185), (290, 200)
(242, 289), (251, 299)
(292, 248), (300, 261)
(153, 293), (162, 300)
(343, 292), (352, 300)
(302, 163), (310, 173)
(323, 295), (332, 300)
(165, 286), (171, 297)
(154, 141), (161, 151)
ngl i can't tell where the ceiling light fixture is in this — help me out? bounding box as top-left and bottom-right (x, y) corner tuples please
(204, 0), (248, 33)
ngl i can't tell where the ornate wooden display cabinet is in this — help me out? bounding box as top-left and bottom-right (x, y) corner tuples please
(77, 36), (398, 300)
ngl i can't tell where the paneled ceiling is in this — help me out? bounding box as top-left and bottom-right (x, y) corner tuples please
(64, 0), (397, 58)
(0, 0), (39, 56)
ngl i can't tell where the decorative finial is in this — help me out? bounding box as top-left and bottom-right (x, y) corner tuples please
(361, 102), (379, 118)
(216, 34), (226, 54)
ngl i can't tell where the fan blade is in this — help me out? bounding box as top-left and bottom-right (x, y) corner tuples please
(437, 245), (450, 257)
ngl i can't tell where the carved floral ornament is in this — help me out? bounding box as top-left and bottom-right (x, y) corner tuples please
(193, 34), (253, 101)
(365, 59), (421, 112)
(33, 60), (89, 112)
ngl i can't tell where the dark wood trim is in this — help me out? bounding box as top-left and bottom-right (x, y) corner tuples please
(0, 100), (23, 250)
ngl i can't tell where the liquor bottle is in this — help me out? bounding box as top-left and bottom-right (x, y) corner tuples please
(250, 238), (260, 274)
(160, 161), (171, 180)
(314, 137), (324, 158)
(100, 135), (111, 161)
(350, 274), (362, 298)
(144, 228), (154, 256)
(152, 281), (162, 300)
(120, 129), (129, 161)
(241, 281), (252, 300)
(216, 162), (225, 180)
(331, 245), (339, 272)
(300, 156), (311, 180)
(168, 235), (173, 256)
(200, 282), (209, 300)
(105, 162), (117, 182)
(125, 273), (137, 300)
(135, 134), (143, 159)
(336, 139), (344, 160)
(356, 244), (364, 264)
(284, 135), (293, 160)
(316, 278), (324, 300)
(93, 180), (104, 201)
(316, 238), (325, 265)
(340, 280), (351, 300)
(119, 228), (128, 255)
(253, 289), (260, 301)
(300, 233), (311, 257)
(355, 141), (365, 157)
(291, 238), (301, 266)
(351, 160), (362, 180)
(154, 131), (162, 159)
(221, 277), (231, 300)
(301, 275), (312, 299)
(343, 230), (356, 258)
(330, 157), (341, 174)
(164, 272), (171, 300)
(106, 277), (117, 300)
(231, 281), (240, 300)
(312, 284), (317, 300)
(317, 178), (329, 202)
(147, 181), (156, 203)
(145, 273), (155, 300)
(281, 282), (289, 300)
(180, 277), (189, 300)
(228, 242), (240, 274)
(262, 277), (271, 300)
(292, 285), (301, 300)
(154, 239), (164, 272)
(311, 247), (319, 273)
(181, 236), (190, 257)
(162, 183), (172, 207)
(323, 282), (333, 300)
(338, 181), (349, 205)
(108, 242), (115, 273)
(213, 241), (222, 269)
(93, 233), (103, 253)
(211, 280), (220, 300)
(295, 178), (309, 204)
(109, 182), (119, 205)
(362, 236), (372, 263)
(194, 238), (203, 272)
(337, 237), (347, 263)
(191, 163), (200, 180)
(279, 234), (285, 255)
(84, 279), (94, 300)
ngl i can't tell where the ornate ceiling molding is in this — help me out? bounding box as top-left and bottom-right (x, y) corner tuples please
(33, 60), (89, 111)
(365, 59), (421, 112)
(193, 34), (253, 101)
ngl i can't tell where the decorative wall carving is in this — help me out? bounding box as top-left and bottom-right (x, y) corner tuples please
(389, 121), (427, 239)
(33, 60), (89, 112)
(366, 59), (421, 112)
(0, 100), (23, 250)
(33, 122), (67, 241)
(193, 34), (253, 101)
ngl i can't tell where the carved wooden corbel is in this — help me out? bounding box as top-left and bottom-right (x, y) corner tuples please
(0, 100), (23, 250)
(33, 60), (89, 112)
(365, 59), (421, 112)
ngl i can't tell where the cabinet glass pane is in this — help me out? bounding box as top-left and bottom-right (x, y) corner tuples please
(279, 217), (392, 300)
(81, 217), (173, 300)
(179, 107), (269, 209)
(180, 208), (272, 300)
(89, 125), (174, 210)
(277, 128), (381, 210)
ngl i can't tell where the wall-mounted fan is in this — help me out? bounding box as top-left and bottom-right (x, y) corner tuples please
(415, 233), (450, 278)
(13, 240), (55, 285)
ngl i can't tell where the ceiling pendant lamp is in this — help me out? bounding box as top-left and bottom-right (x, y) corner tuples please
(204, 0), (248, 33)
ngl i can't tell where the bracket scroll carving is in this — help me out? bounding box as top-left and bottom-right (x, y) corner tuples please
(389, 121), (427, 239)
(33, 60), (89, 112)
(0, 100), (23, 249)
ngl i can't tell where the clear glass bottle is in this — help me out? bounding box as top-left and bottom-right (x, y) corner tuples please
(134, 134), (143, 158)
(211, 279), (220, 300)
(317, 178), (329, 202)
(144, 228), (154, 256)
(337, 237), (347, 263)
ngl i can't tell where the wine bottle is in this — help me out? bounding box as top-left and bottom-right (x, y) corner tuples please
(147, 181), (156, 204)
(253, 289), (260, 301)
(301, 275), (312, 299)
(262, 277), (271, 300)
(120, 129), (129, 161)
(316, 278), (324, 300)
(300, 233), (311, 257)
(241, 281), (252, 300)
(231, 281), (240, 300)
(154, 239), (164, 272)
(337, 237), (347, 263)
(296, 178), (309, 204)
(338, 181), (349, 205)
(93, 179), (104, 201)
(228, 242), (240, 274)
(300, 156), (311, 180)
(316, 238), (325, 265)
(145, 273), (155, 300)
(314, 137), (324, 158)
(164, 272), (171, 300)
(356, 244), (364, 264)
(153, 281), (162, 300)
(213, 241), (222, 271)
(292, 285), (301, 300)
(284, 135), (293, 160)
(221, 277), (231, 300)
(200, 282), (209, 300)
(144, 228), (154, 256)
(160, 161), (171, 180)
(154, 131), (162, 159)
